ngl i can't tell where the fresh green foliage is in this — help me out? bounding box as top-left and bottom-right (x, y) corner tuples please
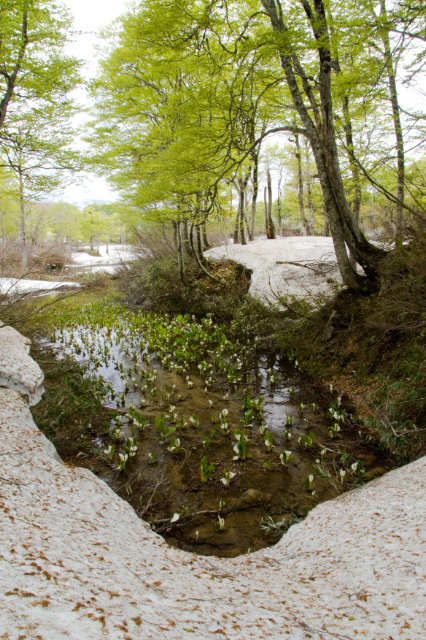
(200, 456), (215, 483)
(233, 429), (249, 460)
(155, 415), (176, 441)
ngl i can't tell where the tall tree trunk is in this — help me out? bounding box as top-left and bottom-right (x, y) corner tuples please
(189, 222), (196, 256)
(294, 135), (309, 235)
(18, 170), (27, 272)
(182, 219), (193, 257)
(202, 221), (210, 249)
(342, 97), (362, 225)
(172, 220), (178, 248)
(250, 151), (259, 240)
(324, 2), (362, 226)
(239, 179), (247, 245)
(196, 223), (207, 263)
(244, 190), (253, 241)
(260, 0), (386, 290)
(265, 166), (276, 239)
(304, 138), (315, 234)
(173, 220), (185, 283)
(380, 0), (405, 237)
(233, 209), (240, 244)
(323, 204), (330, 236)
(276, 173), (283, 236)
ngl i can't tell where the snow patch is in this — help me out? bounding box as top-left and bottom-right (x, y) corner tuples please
(0, 324), (44, 405)
(0, 278), (79, 296)
(205, 236), (342, 301)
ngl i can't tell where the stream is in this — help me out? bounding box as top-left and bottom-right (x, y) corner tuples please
(48, 303), (391, 557)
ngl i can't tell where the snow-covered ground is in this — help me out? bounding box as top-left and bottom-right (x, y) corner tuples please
(0, 278), (79, 296)
(205, 236), (342, 302)
(69, 244), (134, 271)
(1, 381), (426, 639)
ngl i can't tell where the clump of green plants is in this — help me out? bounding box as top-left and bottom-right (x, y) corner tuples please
(279, 450), (293, 467)
(233, 429), (249, 460)
(155, 415), (176, 441)
(200, 456), (215, 483)
(220, 470), (236, 487)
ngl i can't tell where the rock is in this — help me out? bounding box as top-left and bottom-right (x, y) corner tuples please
(0, 323), (44, 405)
(364, 466), (387, 481)
(236, 487), (272, 507)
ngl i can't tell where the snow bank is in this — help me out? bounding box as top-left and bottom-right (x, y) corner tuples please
(69, 244), (134, 269)
(0, 278), (79, 296)
(1, 326), (426, 638)
(205, 236), (342, 301)
(0, 324), (44, 405)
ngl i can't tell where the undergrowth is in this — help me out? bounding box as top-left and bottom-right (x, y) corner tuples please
(273, 229), (426, 461)
(116, 235), (250, 321)
(30, 347), (112, 470)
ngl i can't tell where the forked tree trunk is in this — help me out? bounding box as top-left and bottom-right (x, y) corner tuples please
(261, 0), (386, 290)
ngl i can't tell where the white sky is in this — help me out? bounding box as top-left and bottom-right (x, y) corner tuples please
(60, 0), (130, 205)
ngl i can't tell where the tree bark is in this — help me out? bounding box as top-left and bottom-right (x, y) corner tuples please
(202, 221), (210, 249)
(265, 166), (276, 239)
(244, 190), (253, 241)
(1, 208), (5, 254)
(181, 219), (192, 257)
(380, 0), (405, 236)
(304, 138), (315, 234)
(196, 223), (207, 263)
(250, 151), (259, 240)
(294, 135), (309, 235)
(239, 180), (247, 245)
(173, 220), (185, 283)
(233, 209), (240, 244)
(18, 170), (27, 272)
(323, 204), (330, 236)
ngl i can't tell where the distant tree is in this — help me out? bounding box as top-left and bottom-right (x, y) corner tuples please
(0, 102), (81, 270)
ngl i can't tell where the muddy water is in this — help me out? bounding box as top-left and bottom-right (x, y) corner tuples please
(53, 322), (391, 558)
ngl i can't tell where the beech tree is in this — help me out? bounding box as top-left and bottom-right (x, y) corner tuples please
(0, 0), (80, 130)
(0, 102), (81, 269)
